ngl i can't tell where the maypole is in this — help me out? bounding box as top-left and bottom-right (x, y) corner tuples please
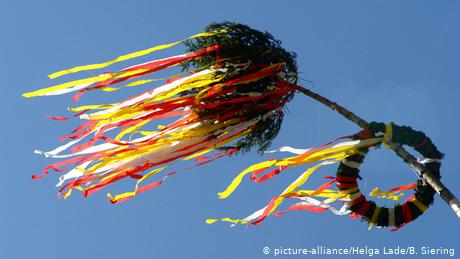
(23, 21), (459, 229)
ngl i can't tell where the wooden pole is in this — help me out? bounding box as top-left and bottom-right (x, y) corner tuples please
(296, 85), (460, 218)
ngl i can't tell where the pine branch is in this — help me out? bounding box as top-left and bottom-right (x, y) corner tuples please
(296, 85), (460, 219)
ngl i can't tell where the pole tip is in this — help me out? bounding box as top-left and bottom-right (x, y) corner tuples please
(449, 198), (460, 218)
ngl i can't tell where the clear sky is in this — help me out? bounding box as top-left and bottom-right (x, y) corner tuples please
(2, 1), (460, 258)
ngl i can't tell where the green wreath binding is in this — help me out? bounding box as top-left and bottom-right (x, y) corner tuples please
(336, 122), (443, 228)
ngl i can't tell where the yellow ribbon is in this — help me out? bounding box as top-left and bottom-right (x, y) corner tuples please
(383, 123), (393, 149)
(48, 30), (227, 79)
(369, 187), (405, 201)
(218, 138), (382, 199)
(411, 198), (428, 212)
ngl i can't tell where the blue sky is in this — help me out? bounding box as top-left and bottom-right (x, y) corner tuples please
(2, 1), (460, 258)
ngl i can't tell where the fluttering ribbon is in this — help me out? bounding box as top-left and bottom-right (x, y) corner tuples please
(24, 29), (296, 203)
(47, 30), (227, 79)
(369, 183), (417, 201)
(207, 137), (384, 225)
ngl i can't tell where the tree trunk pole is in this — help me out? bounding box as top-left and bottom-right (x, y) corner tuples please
(296, 85), (460, 218)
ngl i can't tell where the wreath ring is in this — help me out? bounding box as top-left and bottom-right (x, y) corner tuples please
(336, 122), (443, 228)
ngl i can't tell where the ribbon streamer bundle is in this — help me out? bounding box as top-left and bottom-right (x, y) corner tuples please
(24, 22), (449, 229)
(23, 22), (298, 204)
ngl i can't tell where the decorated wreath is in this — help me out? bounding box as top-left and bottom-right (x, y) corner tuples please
(209, 122), (443, 230)
(337, 122), (443, 228)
